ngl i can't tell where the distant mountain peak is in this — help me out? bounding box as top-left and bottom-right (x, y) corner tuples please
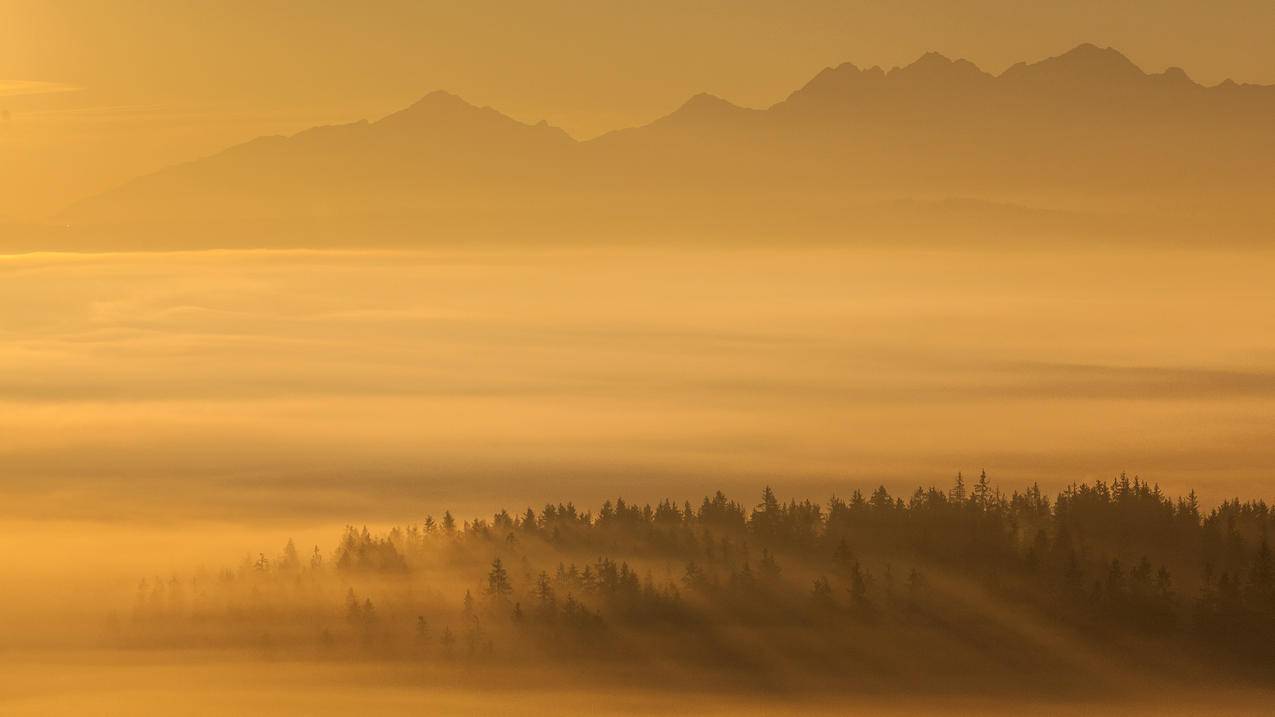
(651, 92), (753, 126)
(1157, 66), (1193, 84)
(828, 61), (864, 74)
(369, 89), (572, 142)
(907, 51), (955, 68)
(588, 91), (755, 143)
(418, 88), (468, 104)
(1059, 43), (1139, 69)
(891, 51), (988, 83)
(1002, 43), (1145, 84)
(680, 92), (740, 112)
(375, 90), (483, 125)
(1062, 42), (1127, 59)
(781, 61), (883, 105)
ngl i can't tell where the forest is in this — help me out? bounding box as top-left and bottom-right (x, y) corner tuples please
(118, 474), (1275, 693)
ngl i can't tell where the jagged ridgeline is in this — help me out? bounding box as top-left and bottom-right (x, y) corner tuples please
(48, 44), (1275, 251)
(120, 476), (1275, 691)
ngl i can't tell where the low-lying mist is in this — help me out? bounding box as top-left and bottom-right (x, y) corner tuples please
(3, 245), (1275, 524)
(8, 478), (1275, 715)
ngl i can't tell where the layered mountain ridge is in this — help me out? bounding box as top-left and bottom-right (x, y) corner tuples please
(56, 44), (1275, 248)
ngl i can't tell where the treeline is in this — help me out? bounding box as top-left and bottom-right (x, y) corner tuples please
(122, 474), (1275, 686)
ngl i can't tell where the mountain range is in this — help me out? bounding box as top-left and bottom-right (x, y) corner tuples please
(52, 44), (1275, 248)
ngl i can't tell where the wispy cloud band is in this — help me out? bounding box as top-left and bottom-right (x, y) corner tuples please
(0, 80), (83, 98)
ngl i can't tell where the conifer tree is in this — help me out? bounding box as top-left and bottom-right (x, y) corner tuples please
(950, 472), (967, 504)
(758, 548), (782, 582)
(811, 575), (835, 610)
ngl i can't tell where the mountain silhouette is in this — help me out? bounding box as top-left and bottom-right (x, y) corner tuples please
(59, 44), (1275, 248)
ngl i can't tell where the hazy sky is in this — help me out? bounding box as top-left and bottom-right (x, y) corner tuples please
(4, 0), (1275, 219)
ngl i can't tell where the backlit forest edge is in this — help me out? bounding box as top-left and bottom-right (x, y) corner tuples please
(120, 474), (1275, 692)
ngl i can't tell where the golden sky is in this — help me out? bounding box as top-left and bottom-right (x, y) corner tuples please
(4, 0), (1275, 219)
